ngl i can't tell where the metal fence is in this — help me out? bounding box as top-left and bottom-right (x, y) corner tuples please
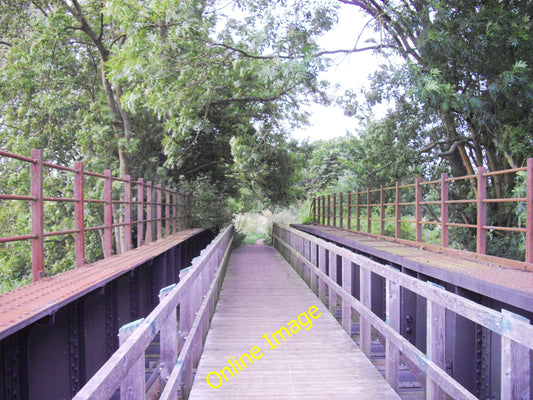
(0, 149), (190, 282)
(311, 159), (533, 269)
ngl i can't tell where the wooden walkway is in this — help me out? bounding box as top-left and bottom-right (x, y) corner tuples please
(188, 244), (400, 399)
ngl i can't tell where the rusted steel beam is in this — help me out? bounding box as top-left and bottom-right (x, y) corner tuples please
(30, 149), (45, 282)
(146, 181), (153, 243)
(166, 186), (171, 237)
(527, 159), (533, 264)
(395, 182), (401, 238)
(0, 194), (36, 201)
(156, 184), (162, 240)
(477, 167), (487, 254)
(137, 178), (144, 247)
(104, 169), (113, 257)
(440, 173), (449, 248)
(74, 161), (86, 268)
(124, 175), (132, 252)
(415, 177), (422, 242)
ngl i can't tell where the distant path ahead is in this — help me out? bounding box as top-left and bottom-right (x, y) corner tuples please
(188, 244), (400, 399)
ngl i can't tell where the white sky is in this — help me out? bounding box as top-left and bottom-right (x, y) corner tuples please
(291, 3), (386, 142)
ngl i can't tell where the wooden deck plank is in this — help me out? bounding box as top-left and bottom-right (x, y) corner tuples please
(188, 244), (400, 400)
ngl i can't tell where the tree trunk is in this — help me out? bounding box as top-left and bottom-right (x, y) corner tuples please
(440, 111), (468, 177)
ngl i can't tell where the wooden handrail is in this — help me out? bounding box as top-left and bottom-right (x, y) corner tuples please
(73, 224), (234, 400)
(273, 223), (532, 400)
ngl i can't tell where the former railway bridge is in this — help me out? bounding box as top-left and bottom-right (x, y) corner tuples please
(0, 150), (532, 400)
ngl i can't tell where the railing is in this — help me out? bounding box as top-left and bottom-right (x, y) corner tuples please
(0, 149), (190, 282)
(73, 224), (234, 400)
(311, 159), (533, 269)
(273, 223), (532, 400)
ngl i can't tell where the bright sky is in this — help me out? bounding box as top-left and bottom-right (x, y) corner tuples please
(291, 3), (386, 143)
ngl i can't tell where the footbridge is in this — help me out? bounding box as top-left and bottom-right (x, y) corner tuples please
(1, 150), (532, 400)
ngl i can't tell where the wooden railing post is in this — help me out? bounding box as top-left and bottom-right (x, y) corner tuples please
(341, 257), (352, 335)
(386, 275), (400, 391)
(178, 267), (192, 350)
(124, 175), (132, 252)
(30, 149), (45, 281)
(441, 173), (449, 248)
(395, 182), (401, 239)
(415, 177), (422, 242)
(156, 184), (162, 240)
(310, 242), (318, 294)
(526, 158), (533, 264)
(145, 181), (152, 243)
(159, 284), (178, 383)
(360, 263), (372, 357)
(477, 167), (487, 254)
(137, 178), (144, 247)
(501, 309), (530, 400)
(119, 319), (145, 400)
(104, 169), (113, 257)
(427, 282), (446, 399)
(318, 246), (327, 303)
(328, 250), (338, 314)
(74, 161), (86, 267)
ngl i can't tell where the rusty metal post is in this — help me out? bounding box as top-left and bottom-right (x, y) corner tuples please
(367, 188), (371, 233)
(380, 185), (385, 236)
(104, 169), (113, 257)
(313, 197), (317, 223)
(137, 178), (144, 247)
(318, 196), (326, 225)
(477, 167), (487, 254)
(156, 184), (162, 240)
(145, 181), (152, 243)
(347, 192), (352, 230)
(172, 190), (177, 233)
(30, 149), (45, 281)
(326, 194), (331, 226)
(415, 177), (422, 242)
(74, 161), (86, 268)
(332, 194), (335, 226)
(526, 159), (533, 264)
(441, 173), (449, 248)
(356, 189), (361, 232)
(124, 175), (132, 252)
(395, 182), (401, 239)
(166, 186), (171, 237)
(339, 193), (343, 228)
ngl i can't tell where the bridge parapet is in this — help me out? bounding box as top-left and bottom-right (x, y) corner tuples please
(311, 159), (533, 270)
